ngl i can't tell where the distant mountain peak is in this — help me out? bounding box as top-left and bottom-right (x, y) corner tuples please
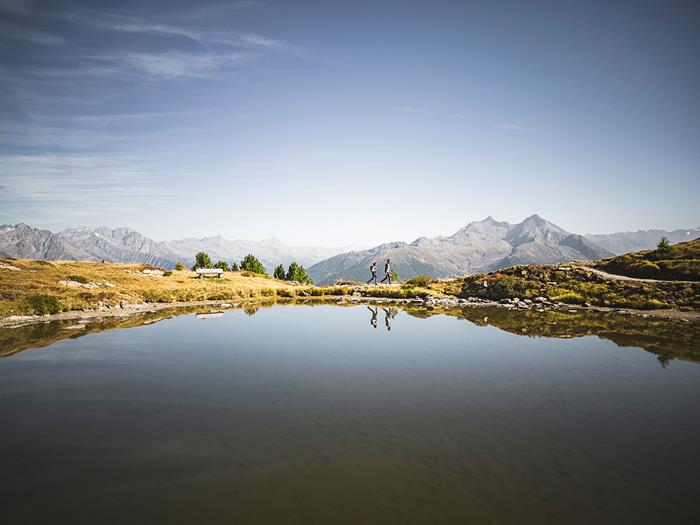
(308, 214), (612, 284)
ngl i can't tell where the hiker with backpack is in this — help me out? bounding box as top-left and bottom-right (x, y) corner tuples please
(367, 261), (378, 284)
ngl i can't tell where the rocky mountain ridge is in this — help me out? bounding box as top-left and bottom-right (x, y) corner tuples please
(307, 215), (614, 284)
(586, 228), (700, 254)
(0, 224), (353, 271)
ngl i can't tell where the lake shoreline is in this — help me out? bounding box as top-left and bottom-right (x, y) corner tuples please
(2, 294), (698, 329)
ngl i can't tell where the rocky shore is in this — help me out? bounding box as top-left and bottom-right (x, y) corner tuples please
(2, 292), (697, 330)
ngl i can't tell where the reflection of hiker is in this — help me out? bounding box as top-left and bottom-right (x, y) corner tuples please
(380, 259), (392, 284)
(367, 306), (378, 328)
(367, 261), (378, 285)
(382, 308), (392, 331)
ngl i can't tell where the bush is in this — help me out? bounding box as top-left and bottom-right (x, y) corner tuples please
(402, 275), (432, 288)
(163, 271), (173, 277)
(551, 291), (585, 304)
(260, 288), (276, 297)
(230, 262), (239, 271)
(67, 275), (89, 284)
(240, 254), (267, 275)
(26, 294), (62, 315)
(174, 262), (186, 271)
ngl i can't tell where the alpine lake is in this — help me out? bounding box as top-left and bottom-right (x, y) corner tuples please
(1, 301), (699, 524)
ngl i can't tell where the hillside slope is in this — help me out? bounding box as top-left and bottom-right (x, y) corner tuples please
(593, 237), (700, 281)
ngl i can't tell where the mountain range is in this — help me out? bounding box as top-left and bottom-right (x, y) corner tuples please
(586, 228), (700, 255)
(307, 215), (613, 284)
(2, 217), (698, 284)
(0, 224), (355, 272)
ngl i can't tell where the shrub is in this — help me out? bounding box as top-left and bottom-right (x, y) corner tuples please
(174, 262), (186, 271)
(402, 275), (432, 288)
(163, 270), (173, 277)
(240, 254), (267, 275)
(26, 294), (62, 314)
(260, 288), (276, 297)
(67, 275), (89, 284)
(230, 262), (239, 271)
(550, 291), (585, 304)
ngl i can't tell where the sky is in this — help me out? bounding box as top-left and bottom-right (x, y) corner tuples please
(1, 0), (698, 246)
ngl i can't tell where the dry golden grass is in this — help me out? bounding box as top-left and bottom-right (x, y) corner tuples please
(0, 258), (430, 317)
(0, 259), (297, 317)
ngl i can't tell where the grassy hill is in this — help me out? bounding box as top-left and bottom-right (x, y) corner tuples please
(0, 259), (301, 317)
(594, 237), (700, 281)
(449, 238), (700, 310)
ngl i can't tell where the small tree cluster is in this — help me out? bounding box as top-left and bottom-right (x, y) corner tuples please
(191, 251), (213, 271)
(240, 254), (267, 275)
(273, 264), (286, 280)
(174, 262), (186, 271)
(285, 261), (313, 284)
(655, 236), (675, 258)
(214, 260), (230, 271)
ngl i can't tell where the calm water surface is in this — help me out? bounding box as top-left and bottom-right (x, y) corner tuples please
(1, 304), (699, 524)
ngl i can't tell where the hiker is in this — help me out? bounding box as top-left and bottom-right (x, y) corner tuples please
(367, 261), (378, 284)
(367, 305), (378, 328)
(380, 258), (392, 284)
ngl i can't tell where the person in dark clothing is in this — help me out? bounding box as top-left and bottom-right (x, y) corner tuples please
(380, 258), (392, 284)
(367, 261), (378, 284)
(367, 305), (378, 328)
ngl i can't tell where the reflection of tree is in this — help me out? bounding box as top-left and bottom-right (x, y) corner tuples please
(243, 304), (259, 316)
(367, 306), (378, 328)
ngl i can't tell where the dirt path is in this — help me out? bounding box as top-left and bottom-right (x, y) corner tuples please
(574, 265), (696, 284)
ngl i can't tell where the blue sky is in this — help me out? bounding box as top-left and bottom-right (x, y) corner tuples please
(1, 0), (698, 245)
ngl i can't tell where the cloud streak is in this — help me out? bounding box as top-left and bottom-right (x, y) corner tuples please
(494, 122), (528, 131)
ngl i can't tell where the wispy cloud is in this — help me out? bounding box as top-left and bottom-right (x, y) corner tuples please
(57, 10), (303, 56)
(0, 25), (65, 45)
(0, 152), (180, 223)
(494, 122), (528, 131)
(106, 50), (253, 78)
(398, 106), (436, 116)
(398, 107), (473, 121)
